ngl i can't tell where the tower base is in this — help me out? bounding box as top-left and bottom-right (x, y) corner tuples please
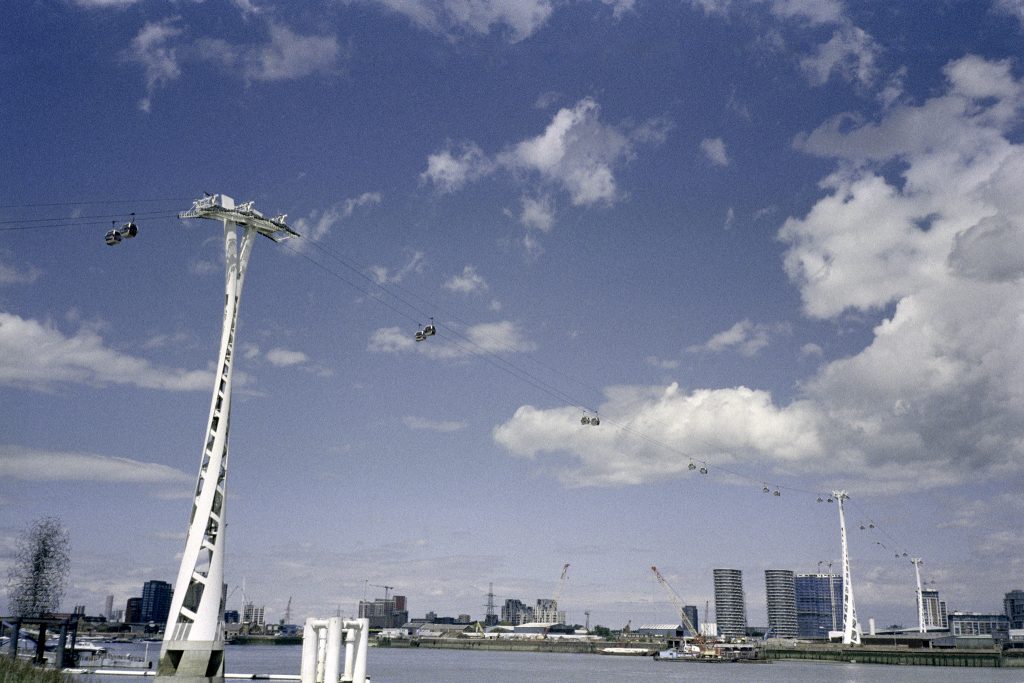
(156, 641), (224, 683)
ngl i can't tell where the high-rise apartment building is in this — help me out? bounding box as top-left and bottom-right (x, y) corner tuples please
(920, 588), (947, 629)
(765, 570), (798, 638)
(501, 598), (532, 625)
(1005, 590), (1024, 629)
(140, 580), (172, 625)
(713, 568), (747, 638)
(243, 601), (266, 627)
(104, 594), (114, 621)
(534, 598), (565, 624)
(794, 573), (842, 639)
(125, 597), (142, 624)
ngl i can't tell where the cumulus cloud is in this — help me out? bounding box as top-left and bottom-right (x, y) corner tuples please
(369, 0), (555, 42)
(494, 55), (1024, 493)
(700, 137), (729, 166)
(444, 266), (489, 294)
(127, 19), (341, 110)
(368, 320), (534, 358)
(246, 23), (339, 81)
(265, 347), (308, 367)
(0, 445), (191, 483)
(421, 143), (494, 193)
(0, 312), (212, 391)
(688, 320), (772, 357)
(800, 24), (877, 87)
(422, 98), (669, 246)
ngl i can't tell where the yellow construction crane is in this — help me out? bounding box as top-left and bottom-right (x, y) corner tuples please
(650, 566), (715, 657)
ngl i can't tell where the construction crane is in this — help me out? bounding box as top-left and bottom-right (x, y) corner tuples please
(650, 566), (714, 657)
(553, 563), (570, 605)
(370, 584), (394, 600)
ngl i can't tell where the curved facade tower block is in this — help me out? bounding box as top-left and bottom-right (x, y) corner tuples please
(832, 490), (862, 646)
(158, 195), (297, 683)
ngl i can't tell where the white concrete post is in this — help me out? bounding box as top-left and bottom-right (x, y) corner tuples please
(352, 619), (369, 683)
(342, 625), (355, 683)
(300, 620), (319, 683)
(324, 618), (342, 683)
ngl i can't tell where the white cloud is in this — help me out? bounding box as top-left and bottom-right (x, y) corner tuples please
(519, 194), (555, 232)
(645, 355), (680, 370)
(369, 250), (425, 285)
(0, 445), (191, 483)
(723, 206), (735, 230)
(0, 259), (41, 285)
(688, 319), (771, 357)
(443, 265), (489, 294)
(425, 98), (668, 213)
(799, 24), (877, 87)
(126, 18), (183, 112)
(0, 312), (211, 391)
(71, 0), (141, 7)
(293, 192), (381, 244)
(767, 0), (843, 25)
(368, 320), (534, 358)
(700, 137), (729, 166)
(402, 416), (467, 432)
(265, 347), (308, 367)
(370, 0), (555, 42)
(246, 23), (339, 81)
(494, 55), (1024, 493)
(420, 143), (494, 193)
(994, 0), (1024, 28)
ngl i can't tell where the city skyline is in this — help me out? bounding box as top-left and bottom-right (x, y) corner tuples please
(2, 0), (1024, 631)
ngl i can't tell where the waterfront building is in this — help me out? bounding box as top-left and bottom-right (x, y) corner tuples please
(948, 612), (1010, 642)
(920, 589), (948, 629)
(358, 596), (408, 629)
(534, 598), (565, 624)
(125, 597), (142, 624)
(794, 573), (842, 639)
(713, 568), (747, 638)
(765, 570), (798, 638)
(104, 594), (114, 621)
(141, 580), (173, 625)
(1005, 590), (1024, 629)
(682, 605), (699, 637)
(501, 598), (532, 625)
(224, 610), (240, 624)
(243, 602), (266, 628)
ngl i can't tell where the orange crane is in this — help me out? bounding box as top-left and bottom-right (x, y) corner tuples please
(650, 566), (715, 657)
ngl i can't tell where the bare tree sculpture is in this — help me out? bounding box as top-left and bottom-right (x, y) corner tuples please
(6, 516), (71, 618)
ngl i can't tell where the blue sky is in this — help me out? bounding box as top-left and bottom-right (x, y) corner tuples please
(2, 0), (1023, 632)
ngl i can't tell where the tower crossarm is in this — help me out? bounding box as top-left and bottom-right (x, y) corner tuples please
(180, 194), (299, 242)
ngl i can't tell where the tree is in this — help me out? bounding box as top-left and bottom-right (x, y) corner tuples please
(6, 516), (71, 618)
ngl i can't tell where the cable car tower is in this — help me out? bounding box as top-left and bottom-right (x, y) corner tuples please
(832, 490), (862, 645)
(157, 194), (297, 683)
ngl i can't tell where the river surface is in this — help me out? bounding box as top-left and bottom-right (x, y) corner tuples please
(79, 641), (1024, 683)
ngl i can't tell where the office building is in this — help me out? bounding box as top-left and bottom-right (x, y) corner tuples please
(948, 612), (1010, 642)
(357, 596), (408, 629)
(713, 568), (747, 638)
(224, 610), (240, 624)
(920, 588), (947, 629)
(501, 598), (532, 625)
(1005, 590), (1024, 630)
(141, 580), (173, 625)
(104, 594), (114, 621)
(765, 570), (798, 638)
(682, 605), (699, 637)
(243, 602), (266, 627)
(794, 573), (842, 639)
(125, 597), (142, 624)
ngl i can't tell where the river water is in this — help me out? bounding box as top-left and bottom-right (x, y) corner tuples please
(80, 642), (1024, 683)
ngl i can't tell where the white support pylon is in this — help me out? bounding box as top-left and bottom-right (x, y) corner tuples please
(832, 490), (862, 646)
(158, 195), (297, 683)
(912, 558), (926, 633)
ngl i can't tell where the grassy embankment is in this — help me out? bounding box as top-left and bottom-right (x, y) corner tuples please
(0, 657), (69, 683)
